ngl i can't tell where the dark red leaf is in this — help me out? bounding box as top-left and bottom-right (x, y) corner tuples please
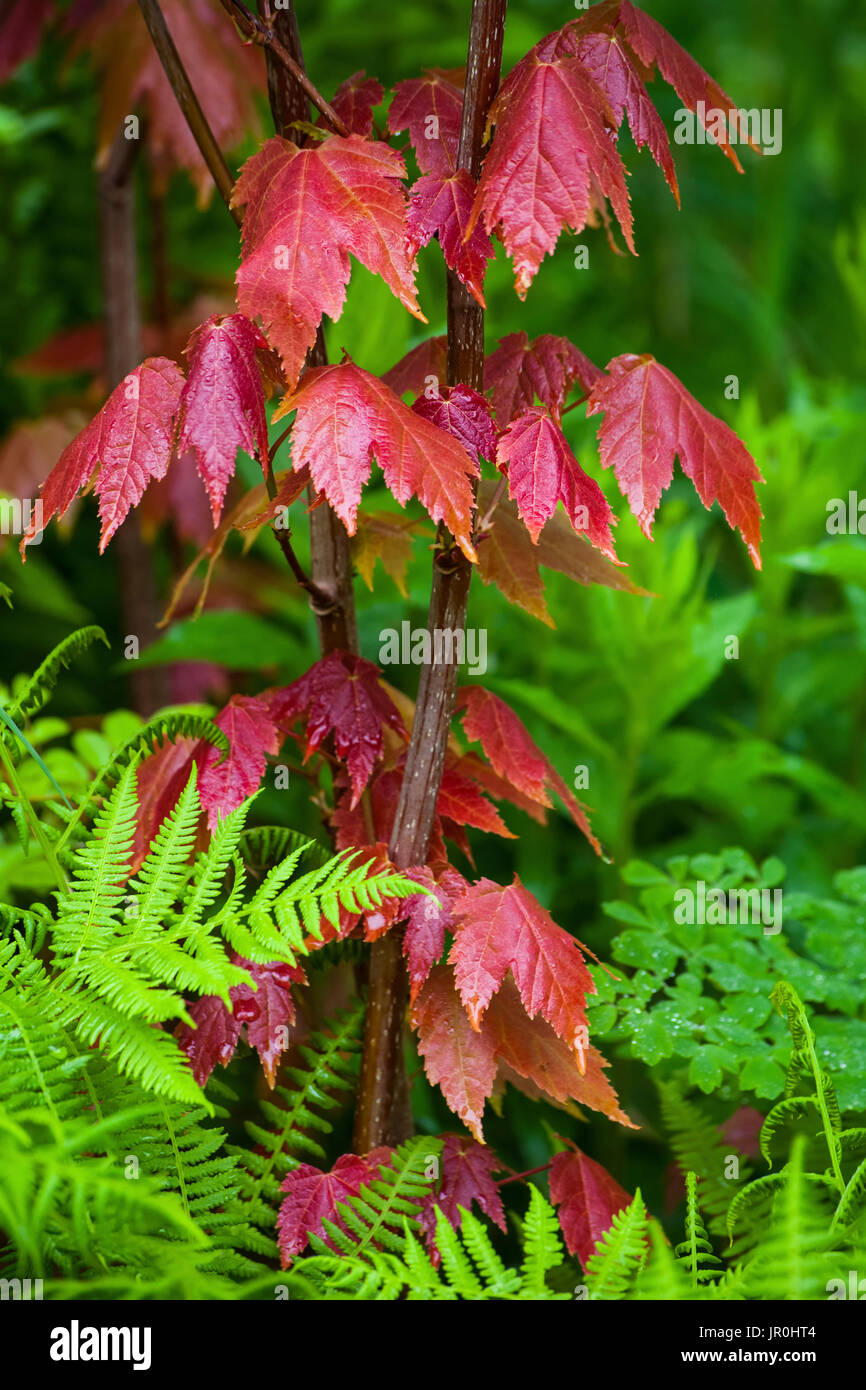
(268, 652), (408, 807)
(417, 1134), (506, 1256)
(496, 406), (619, 557)
(178, 313), (270, 524)
(484, 331), (603, 427)
(387, 71), (464, 175)
(382, 335), (447, 399)
(411, 384), (497, 465)
(277, 1149), (391, 1265)
(406, 169), (494, 307)
(549, 1143), (633, 1265)
(322, 70), (383, 137)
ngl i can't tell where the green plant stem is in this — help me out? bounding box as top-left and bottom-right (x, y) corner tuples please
(0, 737), (68, 892)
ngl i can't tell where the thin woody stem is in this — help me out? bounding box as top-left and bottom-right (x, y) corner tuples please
(477, 475), (507, 531)
(217, 0), (350, 137)
(136, 0), (358, 645)
(352, 0), (508, 1154)
(137, 0), (240, 222)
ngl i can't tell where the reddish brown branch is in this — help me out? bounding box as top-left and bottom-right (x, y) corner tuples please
(137, 0), (240, 221)
(352, 0), (508, 1154)
(219, 0), (350, 137)
(99, 125), (167, 716)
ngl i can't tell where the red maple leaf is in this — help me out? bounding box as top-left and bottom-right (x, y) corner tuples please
(450, 875), (596, 1057)
(176, 956), (305, 1088)
(549, 1142), (633, 1266)
(268, 652), (408, 807)
(469, 27), (634, 297)
(321, 70), (383, 137)
(586, 352), (764, 565)
(198, 693), (282, 830)
(177, 313), (270, 524)
(411, 384), (497, 465)
(483, 978), (634, 1128)
(417, 1134), (506, 1255)
(413, 966), (633, 1141)
(275, 361), (479, 560)
(413, 963), (498, 1144)
(232, 134), (425, 389)
(132, 735), (202, 872)
(387, 70), (464, 175)
(437, 765), (516, 840)
(582, 0), (759, 172)
(484, 331), (603, 428)
(406, 170), (494, 307)
(401, 866), (467, 1003)
(175, 991), (241, 1090)
(496, 406), (619, 558)
(22, 356), (184, 555)
(277, 1149), (391, 1265)
(454, 685), (600, 851)
(574, 28), (679, 203)
(382, 336), (447, 399)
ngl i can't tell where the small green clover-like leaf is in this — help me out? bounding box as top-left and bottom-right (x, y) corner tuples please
(620, 860), (669, 887)
(625, 1011), (672, 1065)
(726, 993), (773, 1029)
(602, 901), (652, 927)
(738, 1053), (786, 1098)
(688, 1044), (735, 1093)
(587, 1002), (618, 1034)
(611, 930), (679, 975)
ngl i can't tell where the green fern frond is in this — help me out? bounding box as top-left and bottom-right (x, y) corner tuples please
(740, 1140), (850, 1300)
(519, 1183), (567, 1298)
(657, 1079), (751, 1235)
(317, 1136), (440, 1257)
(584, 1190), (648, 1299)
(5, 626), (108, 724)
(675, 1173), (723, 1285)
(231, 1006), (364, 1253)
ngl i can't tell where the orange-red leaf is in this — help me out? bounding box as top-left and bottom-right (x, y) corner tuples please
(177, 313), (270, 524)
(470, 29), (634, 297)
(549, 1142), (634, 1265)
(413, 963), (498, 1144)
(22, 356), (184, 555)
(233, 134), (424, 389)
(496, 406), (619, 557)
(275, 361), (479, 559)
(450, 875), (596, 1057)
(587, 352), (763, 565)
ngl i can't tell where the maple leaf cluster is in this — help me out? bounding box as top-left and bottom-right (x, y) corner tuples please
(1, 0), (772, 1269)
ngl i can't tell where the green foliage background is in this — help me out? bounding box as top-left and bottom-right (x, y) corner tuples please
(0, 0), (864, 1280)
